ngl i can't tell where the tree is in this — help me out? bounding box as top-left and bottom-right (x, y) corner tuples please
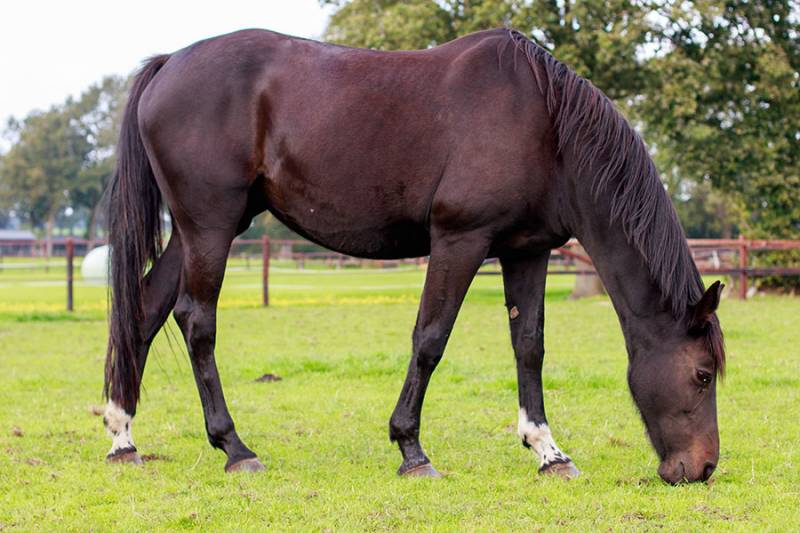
(68, 75), (128, 241)
(657, 154), (744, 239)
(640, 0), (800, 289)
(639, 0), (800, 239)
(0, 107), (91, 255)
(324, 0), (456, 49)
(0, 75), (128, 246)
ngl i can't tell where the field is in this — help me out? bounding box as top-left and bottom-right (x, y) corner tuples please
(1, 259), (799, 531)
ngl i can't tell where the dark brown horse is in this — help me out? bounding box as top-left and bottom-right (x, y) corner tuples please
(103, 28), (725, 484)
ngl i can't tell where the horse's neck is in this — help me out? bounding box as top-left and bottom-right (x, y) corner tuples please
(570, 188), (678, 354)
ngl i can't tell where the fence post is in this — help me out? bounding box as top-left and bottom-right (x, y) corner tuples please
(66, 238), (74, 311)
(738, 235), (748, 299)
(262, 235), (270, 307)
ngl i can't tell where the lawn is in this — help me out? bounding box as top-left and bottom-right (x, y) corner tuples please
(0, 262), (798, 530)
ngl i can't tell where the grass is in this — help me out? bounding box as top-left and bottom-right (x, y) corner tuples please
(0, 261), (798, 530)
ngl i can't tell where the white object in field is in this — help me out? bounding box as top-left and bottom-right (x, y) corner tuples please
(81, 245), (110, 284)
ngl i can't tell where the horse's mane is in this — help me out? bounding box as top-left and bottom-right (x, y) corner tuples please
(507, 30), (725, 374)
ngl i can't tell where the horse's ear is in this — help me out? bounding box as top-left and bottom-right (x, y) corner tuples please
(688, 280), (723, 334)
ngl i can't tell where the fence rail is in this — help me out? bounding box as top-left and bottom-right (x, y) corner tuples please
(2, 236), (798, 310)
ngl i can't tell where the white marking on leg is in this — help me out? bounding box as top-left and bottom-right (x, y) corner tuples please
(518, 407), (570, 467)
(104, 400), (136, 456)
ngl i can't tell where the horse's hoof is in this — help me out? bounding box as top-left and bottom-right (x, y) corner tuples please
(106, 450), (143, 465)
(398, 462), (444, 478)
(539, 460), (580, 479)
(225, 457), (266, 473)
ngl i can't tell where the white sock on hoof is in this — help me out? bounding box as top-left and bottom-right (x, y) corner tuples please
(104, 400), (136, 456)
(517, 407), (570, 467)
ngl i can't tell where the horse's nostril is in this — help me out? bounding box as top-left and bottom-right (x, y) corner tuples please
(702, 462), (717, 481)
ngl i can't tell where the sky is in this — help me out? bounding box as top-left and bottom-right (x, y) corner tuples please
(0, 0), (333, 124)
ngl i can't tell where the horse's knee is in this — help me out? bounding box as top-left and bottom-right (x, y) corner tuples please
(389, 413), (419, 442)
(514, 344), (544, 365)
(205, 416), (236, 449)
(413, 329), (447, 369)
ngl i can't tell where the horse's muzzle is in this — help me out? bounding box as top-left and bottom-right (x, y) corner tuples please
(658, 456), (717, 484)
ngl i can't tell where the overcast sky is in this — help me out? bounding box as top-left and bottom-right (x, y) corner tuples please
(0, 0), (333, 124)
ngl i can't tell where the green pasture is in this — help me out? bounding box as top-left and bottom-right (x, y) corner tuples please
(0, 259), (798, 530)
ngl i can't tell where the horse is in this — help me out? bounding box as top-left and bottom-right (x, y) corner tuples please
(103, 28), (725, 484)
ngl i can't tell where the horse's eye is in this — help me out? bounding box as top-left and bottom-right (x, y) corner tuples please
(697, 370), (712, 385)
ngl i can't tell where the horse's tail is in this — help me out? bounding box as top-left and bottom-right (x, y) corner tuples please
(104, 54), (170, 413)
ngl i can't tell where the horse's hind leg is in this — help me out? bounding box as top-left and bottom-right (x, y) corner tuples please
(389, 231), (489, 477)
(105, 232), (183, 463)
(500, 252), (579, 478)
(171, 219), (264, 473)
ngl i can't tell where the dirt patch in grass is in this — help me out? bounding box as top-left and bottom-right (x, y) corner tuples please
(140, 453), (171, 462)
(255, 373), (283, 382)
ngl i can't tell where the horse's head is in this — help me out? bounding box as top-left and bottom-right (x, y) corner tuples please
(627, 281), (725, 484)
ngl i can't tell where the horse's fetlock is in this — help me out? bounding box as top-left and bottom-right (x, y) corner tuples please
(206, 418), (235, 445)
(104, 400), (136, 456)
(389, 415), (418, 442)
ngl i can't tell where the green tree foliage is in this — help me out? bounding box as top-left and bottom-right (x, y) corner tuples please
(643, 0), (800, 289)
(641, 0), (800, 240)
(0, 76), (127, 243)
(68, 76), (128, 240)
(324, 0), (457, 49)
(0, 107), (91, 254)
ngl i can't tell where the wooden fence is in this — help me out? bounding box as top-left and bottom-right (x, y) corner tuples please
(1, 236), (799, 310)
(537, 236), (800, 300)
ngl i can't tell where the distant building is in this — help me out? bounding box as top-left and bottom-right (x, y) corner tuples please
(0, 229), (37, 255)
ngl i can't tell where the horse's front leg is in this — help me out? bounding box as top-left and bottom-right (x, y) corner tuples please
(501, 252), (580, 478)
(389, 231), (490, 477)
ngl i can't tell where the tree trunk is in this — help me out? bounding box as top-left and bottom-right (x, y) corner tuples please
(86, 203), (99, 246)
(718, 201), (732, 239)
(569, 243), (606, 299)
(45, 211), (55, 259)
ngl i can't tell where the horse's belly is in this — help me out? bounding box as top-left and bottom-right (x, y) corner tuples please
(262, 178), (432, 259)
(278, 212), (431, 259)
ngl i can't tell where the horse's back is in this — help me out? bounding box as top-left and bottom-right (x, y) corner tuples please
(138, 28), (561, 258)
